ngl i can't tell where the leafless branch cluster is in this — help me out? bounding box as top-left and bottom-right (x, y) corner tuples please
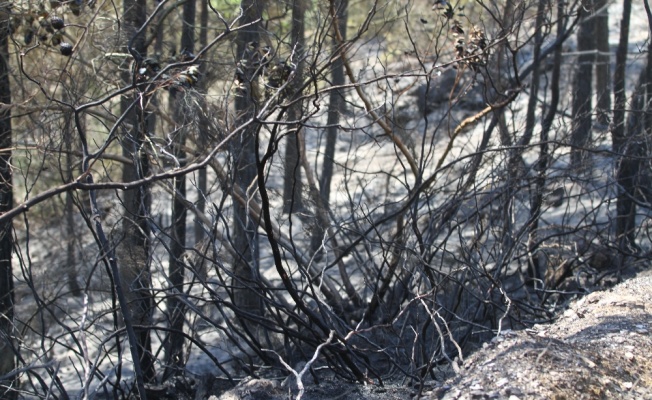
(1, 0), (651, 399)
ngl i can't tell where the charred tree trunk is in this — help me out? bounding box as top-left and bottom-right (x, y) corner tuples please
(614, 1), (652, 254)
(521, 0), (547, 284)
(570, 0), (595, 169)
(313, 0), (348, 255)
(0, 6), (16, 399)
(530, 0), (565, 291)
(119, 0), (156, 384)
(195, 0), (210, 243)
(643, 1), (652, 134)
(282, 0), (306, 214)
(63, 108), (82, 298)
(232, 0), (264, 338)
(613, 0), (636, 251)
(61, 85), (83, 298)
(595, 0), (610, 127)
(165, 0), (196, 376)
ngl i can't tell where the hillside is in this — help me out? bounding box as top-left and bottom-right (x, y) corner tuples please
(435, 271), (652, 400)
